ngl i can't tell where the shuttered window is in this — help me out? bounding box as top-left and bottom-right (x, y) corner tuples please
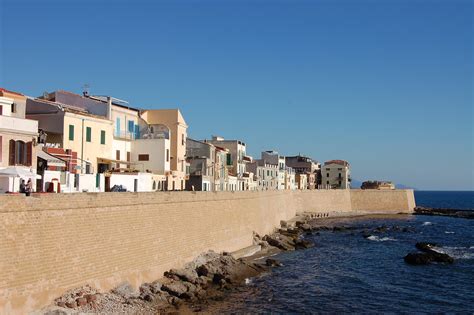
(9, 140), (15, 165)
(86, 127), (92, 142)
(100, 130), (106, 145)
(26, 142), (32, 166)
(68, 125), (74, 141)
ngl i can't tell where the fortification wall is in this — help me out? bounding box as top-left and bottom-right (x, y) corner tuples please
(0, 189), (414, 314)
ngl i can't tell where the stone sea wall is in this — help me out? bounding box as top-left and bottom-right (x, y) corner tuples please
(0, 189), (415, 314)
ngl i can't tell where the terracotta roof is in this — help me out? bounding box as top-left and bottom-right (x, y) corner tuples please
(0, 87), (25, 97)
(324, 159), (349, 166)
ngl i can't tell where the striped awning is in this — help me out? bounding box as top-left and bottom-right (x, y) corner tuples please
(37, 150), (66, 167)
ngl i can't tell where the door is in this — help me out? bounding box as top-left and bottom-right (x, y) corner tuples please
(134, 179), (138, 192)
(105, 176), (111, 192)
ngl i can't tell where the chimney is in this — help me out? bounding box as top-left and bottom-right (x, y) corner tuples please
(107, 96), (112, 120)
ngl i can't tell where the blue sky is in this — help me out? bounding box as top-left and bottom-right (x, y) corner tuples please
(1, 0), (472, 190)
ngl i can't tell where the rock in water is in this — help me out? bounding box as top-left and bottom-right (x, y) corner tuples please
(404, 252), (432, 265)
(265, 258), (282, 267)
(415, 242), (437, 252)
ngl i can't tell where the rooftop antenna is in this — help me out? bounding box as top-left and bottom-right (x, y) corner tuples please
(82, 83), (90, 97)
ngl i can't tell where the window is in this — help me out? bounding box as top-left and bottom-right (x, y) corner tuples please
(226, 153), (232, 166)
(9, 140), (32, 166)
(128, 120), (134, 133)
(115, 117), (121, 136)
(100, 130), (106, 145)
(182, 134), (185, 146)
(327, 173), (329, 177)
(138, 154), (149, 161)
(86, 127), (92, 142)
(68, 125), (74, 141)
(166, 149), (169, 162)
(127, 151), (131, 162)
(11, 103), (16, 113)
(116, 150), (120, 169)
(327, 181), (329, 185)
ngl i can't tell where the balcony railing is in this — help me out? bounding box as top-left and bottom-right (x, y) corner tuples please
(114, 130), (136, 140)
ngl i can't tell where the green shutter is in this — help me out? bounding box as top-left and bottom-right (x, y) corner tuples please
(100, 130), (106, 144)
(226, 153), (232, 166)
(86, 127), (92, 142)
(68, 125), (74, 141)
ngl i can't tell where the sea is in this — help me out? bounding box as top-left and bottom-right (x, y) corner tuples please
(207, 191), (474, 313)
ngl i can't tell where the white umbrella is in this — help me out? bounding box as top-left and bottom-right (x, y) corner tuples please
(0, 167), (41, 192)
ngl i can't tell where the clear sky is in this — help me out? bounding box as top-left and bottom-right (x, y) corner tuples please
(1, 0), (472, 190)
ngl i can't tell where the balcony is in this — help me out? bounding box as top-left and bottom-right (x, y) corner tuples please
(0, 115), (38, 135)
(114, 130), (136, 140)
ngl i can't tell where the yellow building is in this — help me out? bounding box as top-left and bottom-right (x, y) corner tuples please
(26, 98), (113, 174)
(140, 109), (188, 190)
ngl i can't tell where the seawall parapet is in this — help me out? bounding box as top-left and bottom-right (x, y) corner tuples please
(0, 189), (414, 314)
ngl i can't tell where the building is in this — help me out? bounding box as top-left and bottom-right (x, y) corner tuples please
(26, 97), (113, 192)
(140, 109), (188, 190)
(285, 154), (321, 189)
(321, 159), (351, 189)
(33, 91), (173, 192)
(361, 181), (395, 190)
(261, 151), (288, 190)
(284, 166), (297, 190)
(247, 159), (279, 191)
(206, 136), (248, 191)
(0, 88), (39, 193)
(214, 145), (231, 191)
(186, 138), (215, 191)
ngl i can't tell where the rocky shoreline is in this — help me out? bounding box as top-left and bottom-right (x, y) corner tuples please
(414, 206), (474, 219)
(41, 214), (318, 315)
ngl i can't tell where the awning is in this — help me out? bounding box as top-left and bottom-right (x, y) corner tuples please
(37, 150), (66, 167)
(0, 166), (42, 179)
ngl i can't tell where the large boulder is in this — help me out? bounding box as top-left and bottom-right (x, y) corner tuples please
(404, 252), (432, 265)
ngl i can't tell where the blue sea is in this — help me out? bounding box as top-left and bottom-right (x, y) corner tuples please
(209, 191), (474, 313)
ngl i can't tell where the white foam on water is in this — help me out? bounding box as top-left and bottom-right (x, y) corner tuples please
(245, 278), (252, 285)
(367, 235), (396, 242)
(445, 231), (455, 234)
(422, 222), (433, 226)
(432, 246), (474, 260)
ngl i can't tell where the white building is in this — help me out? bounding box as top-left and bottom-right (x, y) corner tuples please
(0, 89), (39, 193)
(321, 160), (351, 189)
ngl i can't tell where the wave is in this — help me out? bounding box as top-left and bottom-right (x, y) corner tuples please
(366, 235), (396, 242)
(445, 231), (455, 234)
(432, 246), (474, 260)
(422, 222), (433, 226)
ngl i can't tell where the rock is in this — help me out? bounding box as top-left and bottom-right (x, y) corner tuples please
(165, 268), (200, 284)
(112, 282), (140, 299)
(76, 297), (87, 307)
(196, 264), (210, 277)
(84, 294), (97, 303)
(56, 301), (66, 308)
(263, 234), (295, 251)
(332, 226), (347, 232)
(143, 294), (154, 302)
(65, 301), (77, 308)
(430, 251), (454, 264)
(415, 242), (437, 252)
(161, 281), (189, 298)
(265, 258), (282, 267)
(375, 226), (388, 233)
(299, 224), (312, 232)
(404, 252), (432, 265)
(404, 250), (454, 265)
(294, 239), (314, 249)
